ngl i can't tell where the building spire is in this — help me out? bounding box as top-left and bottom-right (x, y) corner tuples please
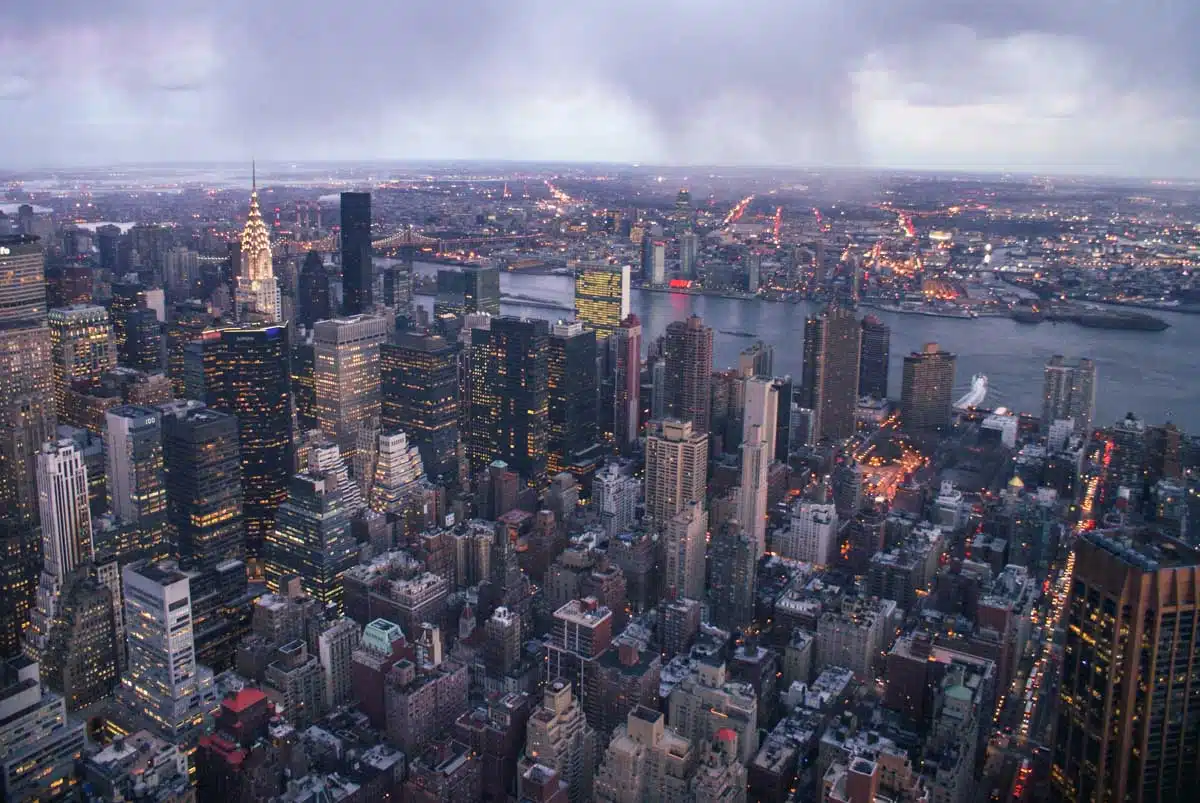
(252, 159), (256, 194)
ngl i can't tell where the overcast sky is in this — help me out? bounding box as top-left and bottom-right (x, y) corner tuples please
(2, 1), (1198, 177)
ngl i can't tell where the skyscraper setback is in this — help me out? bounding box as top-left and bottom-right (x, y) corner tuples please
(340, 192), (373, 316)
(314, 315), (387, 465)
(801, 306), (861, 443)
(663, 315), (713, 434)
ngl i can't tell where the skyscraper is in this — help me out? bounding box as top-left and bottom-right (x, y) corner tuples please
(117, 561), (217, 739)
(662, 502), (707, 601)
(122, 307), (164, 372)
(35, 439), (93, 584)
(235, 175), (281, 322)
(900, 343), (956, 432)
(339, 192), (372, 316)
(160, 403), (244, 572)
(858, 314), (890, 399)
(0, 657), (86, 802)
(1043, 355), (1096, 434)
(801, 306), (861, 443)
(314, 315), (387, 465)
(663, 315), (713, 434)
(467, 317), (549, 487)
(574, 264), (631, 337)
(462, 264), (501, 317)
(296, 251), (331, 330)
(0, 517), (39, 661)
(48, 305), (116, 415)
(0, 235), (55, 526)
(381, 333), (460, 485)
(104, 405), (167, 533)
(186, 324), (292, 559)
(611, 314), (642, 450)
(1052, 528), (1200, 802)
(263, 471), (358, 613)
(644, 419), (709, 527)
(368, 431), (426, 515)
(650, 242), (666, 285)
(678, 232), (698, 278)
(739, 426), (770, 558)
(165, 300), (216, 398)
(547, 322), (600, 479)
(709, 521), (757, 631)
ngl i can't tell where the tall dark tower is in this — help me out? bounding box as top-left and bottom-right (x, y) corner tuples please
(297, 250), (331, 329)
(467, 317), (549, 488)
(185, 324), (292, 560)
(900, 342), (956, 432)
(1052, 528), (1200, 802)
(547, 322), (599, 480)
(801, 305), (860, 443)
(339, 192), (372, 316)
(858, 314), (890, 399)
(381, 332), (461, 486)
(662, 315), (713, 433)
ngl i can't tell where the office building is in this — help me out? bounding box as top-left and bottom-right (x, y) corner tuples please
(1043, 355), (1097, 434)
(738, 341), (774, 379)
(1052, 528), (1200, 802)
(368, 430), (426, 514)
(165, 300), (216, 398)
(547, 322), (600, 479)
(467, 316), (550, 486)
(48, 305), (116, 415)
(296, 250), (331, 329)
(314, 315), (387, 463)
(103, 405), (167, 534)
(339, 191), (372, 315)
(381, 333), (460, 485)
(815, 597), (896, 680)
(0, 657), (86, 802)
(858, 315), (890, 399)
(574, 263), (630, 337)
(679, 232), (698, 278)
(775, 500), (838, 565)
(544, 598), (613, 725)
(739, 425), (770, 558)
(235, 179), (281, 322)
(900, 343), (956, 432)
(644, 419), (709, 526)
(709, 522), (756, 631)
(0, 235), (55, 526)
(462, 264), (501, 316)
(742, 377), (779, 454)
(667, 659), (758, 763)
(663, 501), (707, 600)
(160, 403), (244, 572)
(263, 471), (358, 614)
(593, 706), (695, 803)
(121, 307), (163, 372)
(187, 325), (292, 559)
(317, 617), (360, 709)
(36, 439), (93, 584)
(611, 313), (642, 449)
(117, 561), (217, 740)
(38, 569), (120, 710)
(0, 518), (39, 661)
(802, 305), (861, 442)
(649, 242), (666, 285)
(526, 679), (597, 803)
(663, 314), (713, 433)
(592, 463), (639, 537)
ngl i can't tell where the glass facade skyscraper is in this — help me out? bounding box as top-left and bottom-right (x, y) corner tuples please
(467, 316), (549, 487)
(185, 324), (292, 560)
(381, 332), (460, 485)
(339, 192), (372, 316)
(547, 321), (600, 479)
(263, 470), (358, 614)
(574, 263), (630, 337)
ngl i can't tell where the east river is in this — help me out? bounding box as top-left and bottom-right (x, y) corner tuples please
(402, 261), (1199, 433)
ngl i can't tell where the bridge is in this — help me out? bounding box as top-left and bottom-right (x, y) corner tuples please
(284, 225), (542, 254)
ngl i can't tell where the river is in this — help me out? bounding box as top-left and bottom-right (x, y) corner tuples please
(397, 260), (1198, 432)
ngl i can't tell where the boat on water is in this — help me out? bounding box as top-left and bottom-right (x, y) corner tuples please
(1010, 307), (1045, 324)
(875, 302), (977, 319)
(719, 330), (758, 338)
(1072, 311), (1169, 331)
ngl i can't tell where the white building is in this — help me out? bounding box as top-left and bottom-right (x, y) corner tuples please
(117, 562), (217, 739)
(776, 501), (837, 565)
(644, 419), (708, 527)
(368, 430), (426, 514)
(35, 438), (92, 583)
(318, 617), (361, 709)
(592, 463), (639, 537)
(739, 427), (770, 558)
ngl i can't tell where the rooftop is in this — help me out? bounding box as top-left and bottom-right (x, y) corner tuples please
(1082, 527), (1200, 571)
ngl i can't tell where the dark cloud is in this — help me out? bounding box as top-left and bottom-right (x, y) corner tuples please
(1, 0), (1198, 174)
